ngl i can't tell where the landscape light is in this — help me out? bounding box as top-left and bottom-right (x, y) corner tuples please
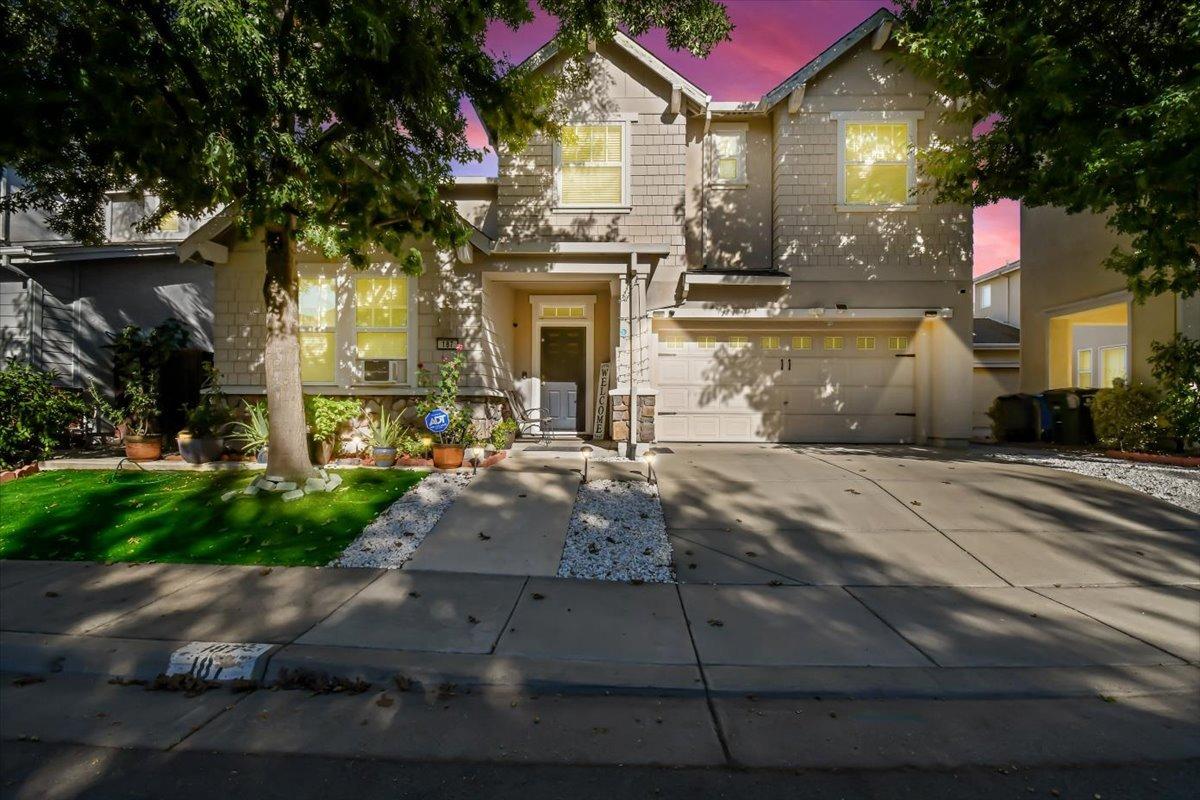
(580, 444), (594, 482)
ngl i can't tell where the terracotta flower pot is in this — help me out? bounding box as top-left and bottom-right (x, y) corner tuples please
(124, 435), (163, 462)
(432, 444), (465, 469)
(311, 439), (334, 466)
(373, 446), (398, 468)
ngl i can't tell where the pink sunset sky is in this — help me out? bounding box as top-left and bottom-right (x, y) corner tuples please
(452, 0), (1019, 277)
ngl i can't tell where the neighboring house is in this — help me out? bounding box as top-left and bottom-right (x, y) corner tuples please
(182, 9), (975, 452)
(1, 168), (214, 392)
(1021, 206), (1199, 393)
(971, 261), (1021, 440)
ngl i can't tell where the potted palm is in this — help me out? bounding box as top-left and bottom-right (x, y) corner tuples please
(121, 363), (162, 460)
(365, 407), (405, 468)
(230, 400), (270, 462)
(417, 345), (474, 469)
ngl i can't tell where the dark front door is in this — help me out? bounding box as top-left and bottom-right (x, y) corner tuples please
(540, 327), (586, 431)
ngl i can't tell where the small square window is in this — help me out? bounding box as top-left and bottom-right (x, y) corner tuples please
(697, 335), (719, 349)
(761, 336), (781, 350)
(888, 336), (910, 350)
(662, 335), (685, 351)
(856, 336), (876, 351)
(791, 336), (813, 350)
(824, 336), (844, 351)
(729, 335), (750, 349)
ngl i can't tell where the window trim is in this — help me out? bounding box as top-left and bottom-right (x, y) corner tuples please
(298, 262), (418, 388)
(708, 122), (748, 187)
(832, 110), (922, 211)
(553, 118), (633, 212)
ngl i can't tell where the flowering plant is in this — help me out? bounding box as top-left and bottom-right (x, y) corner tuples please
(415, 344), (475, 446)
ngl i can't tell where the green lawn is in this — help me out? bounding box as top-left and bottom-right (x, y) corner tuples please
(0, 469), (426, 566)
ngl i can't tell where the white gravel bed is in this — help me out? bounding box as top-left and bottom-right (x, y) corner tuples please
(979, 445), (1200, 514)
(330, 472), (474, 568)
(557, 479), (674, 583)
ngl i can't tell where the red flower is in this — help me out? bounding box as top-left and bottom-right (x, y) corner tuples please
(455, 343), (464, 351)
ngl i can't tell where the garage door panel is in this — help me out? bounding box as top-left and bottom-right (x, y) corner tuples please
(655, 328), (917, 443)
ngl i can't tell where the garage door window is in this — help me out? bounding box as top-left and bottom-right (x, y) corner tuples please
(856, 336), (876, 351)
(888, 336), (909, 350)
(761, 336), (781, 350)
(662, 335), (685, 351)
(824, 336), (844, 351)
(791, 336), (812, 350)
(729, 335), (750, 349)
(698, 335), (719, 349)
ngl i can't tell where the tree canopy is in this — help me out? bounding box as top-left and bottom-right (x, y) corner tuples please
(896, 0), (1200, 298)
(1, 0), (731, 268)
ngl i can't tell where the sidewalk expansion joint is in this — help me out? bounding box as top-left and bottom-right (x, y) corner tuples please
(673, 582), (735, 768)
(490, 575), (531, 654)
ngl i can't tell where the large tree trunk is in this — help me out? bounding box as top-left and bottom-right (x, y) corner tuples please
(262, 219), (315, 482)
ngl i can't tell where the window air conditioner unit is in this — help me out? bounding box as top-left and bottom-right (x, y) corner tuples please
(360, 359), (405, 384)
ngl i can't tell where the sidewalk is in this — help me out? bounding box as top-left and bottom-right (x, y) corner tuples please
(2, 559), (1195, 700)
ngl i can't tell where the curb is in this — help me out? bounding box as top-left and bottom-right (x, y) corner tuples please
(5, 631), (1197, 701)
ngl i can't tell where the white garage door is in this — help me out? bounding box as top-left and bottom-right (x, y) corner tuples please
(654, 330), (917, 443)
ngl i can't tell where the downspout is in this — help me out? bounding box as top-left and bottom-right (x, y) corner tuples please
(1, 166), (11, 271)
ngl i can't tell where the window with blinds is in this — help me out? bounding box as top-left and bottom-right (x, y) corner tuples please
(298, 274), (337, 383)
(559, 124), (625, 206)
(355, 277), (409, 360)
(842, 121), (912, 206)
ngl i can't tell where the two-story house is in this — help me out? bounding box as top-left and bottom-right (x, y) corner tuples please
(1, 168), (214, 392)
(180, 8), (975, 453)
(971, 260), (1020, 439)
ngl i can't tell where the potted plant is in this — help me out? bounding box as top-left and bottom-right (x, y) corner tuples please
(417, 345), (475, 469)
(365, 408), (406, 468)
(121, 363), (162, 460)
(176, 365), (231, 464)
(230, 400), (270, 462)
(305, 396), (362, 466)
(490, 418), (518, 452)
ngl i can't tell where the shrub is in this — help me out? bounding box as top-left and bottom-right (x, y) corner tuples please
(415, 346), (475, 446)
(304, 396), (362, 445)
(1091, 379), (1164, 452)
(365, 407), (405, 448)
(490, 418), (518, 450)
(0, 362), (88, 468)
(230, 401), (270, 455)
(1149, 334), (1200, 448)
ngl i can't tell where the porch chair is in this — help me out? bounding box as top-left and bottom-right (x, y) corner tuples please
(501, 389), (553, 447)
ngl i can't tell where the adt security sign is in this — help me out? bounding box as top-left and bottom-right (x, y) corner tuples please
(424, 408), (451, 434)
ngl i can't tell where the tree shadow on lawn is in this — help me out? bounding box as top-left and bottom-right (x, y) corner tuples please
(0, 469), (425, 567)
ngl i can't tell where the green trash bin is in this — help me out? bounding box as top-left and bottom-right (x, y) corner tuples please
(1041, 389), (1084, 445)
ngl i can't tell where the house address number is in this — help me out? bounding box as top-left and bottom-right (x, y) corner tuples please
(436, 337), (460, 350)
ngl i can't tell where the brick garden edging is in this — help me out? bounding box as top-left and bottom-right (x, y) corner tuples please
(0, 463), (40, 484)
(1104, 450), (1200, 469)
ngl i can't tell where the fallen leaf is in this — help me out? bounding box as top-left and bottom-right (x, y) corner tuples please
(531, 592), (545, 600)
(467, 615), (480, 624)
(44, 591), (59, 598)
(375, 693), (394, 708)
(478, 532), (491, 541)
(707, 618), (724, 627)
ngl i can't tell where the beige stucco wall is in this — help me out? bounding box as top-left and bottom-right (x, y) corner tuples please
(1020, 206), (1179, 392)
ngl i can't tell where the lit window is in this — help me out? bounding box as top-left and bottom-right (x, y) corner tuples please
(856, 336), (876, 351)
(541, 305), (586, 319)
(1100, 346), (1127, 387)
(697, 335), (719, 349)
(662, 335), (685, 351)
(1076, 349), (1094, 389)
(158, 211), (180, 233)
(729, 335), (750, 349)
(888, 336), (910, 350)
(299, 273), (336, 383)
(355, 276), (409, 366)
(761, 336), (781, 350)
(841, 120), (912, 206)
(824, 336), (844, 351)
(710, 127), (747, 184)
(980, 284), (992, 308)
(559, 124), (625, 206)
(791, 336), (813, 350)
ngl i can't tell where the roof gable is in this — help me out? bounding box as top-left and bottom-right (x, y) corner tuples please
(759, 8), (897, 111)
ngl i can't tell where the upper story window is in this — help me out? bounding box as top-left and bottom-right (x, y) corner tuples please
(980, 284), (992, 308)
(833, 111), (921, 209)
(709, 124), (747, 185)
(556, 123), (629, 208)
